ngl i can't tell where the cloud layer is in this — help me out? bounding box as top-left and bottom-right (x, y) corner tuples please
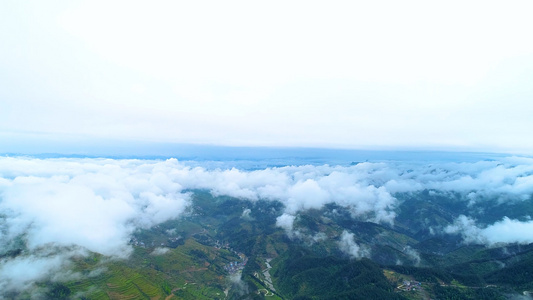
(0, 157), (190, 257)
(3, 156), (533, 252)
(2, 155), (533, 292)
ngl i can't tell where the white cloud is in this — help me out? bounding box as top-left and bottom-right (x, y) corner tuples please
(3, 156), (533, 248)
(285, 179), (329, 214)
(338, 230), (370, 259)
(228, 272), (249, 296)
(1, 179), (137, 257)
(446, 215), (533, 246)
(150, 247), (170, 256)
(241, 208), (252, 220)
(483, 218), (533, 245)
(275, 213), (297, 238)
(0, 157), (191, 292)
(0, 158), (190, 257)
(0, 248), (85, 293)
(312, 232), (327, 243)
(445, 215), (486, 245)
(403, 246), (421, 266)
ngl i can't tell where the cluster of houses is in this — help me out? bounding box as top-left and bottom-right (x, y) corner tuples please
(214, 240), (230, 250)
(397, 280), (422, 292)
(214, 240), (248, 274)
(224, 255), (248, 274)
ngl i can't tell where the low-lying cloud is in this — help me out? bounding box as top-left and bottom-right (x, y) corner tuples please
(446, 215), (533, 246)
(0, 157), (191, 293)
(0, 250), (75, 292)
(0, 158), (190, 258)
(151, 247), (170, 256)
(338, 230), (370, 259)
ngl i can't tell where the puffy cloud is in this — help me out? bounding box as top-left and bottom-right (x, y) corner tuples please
(275, 213), (297, 238)
(3, 156), (533, 249)
(483, 218), (533, 245)
(0, 158), (190, 257)
(420, 159), (533, 202)
(3, 156), (533, 239)
(445, 215), (486, 244)
(446, 215), (533, 246)
(285, 179), (329, 214)
(1, 179), (137, 257)
(177, 163), (400, 225)
(338, 230), (369, 259)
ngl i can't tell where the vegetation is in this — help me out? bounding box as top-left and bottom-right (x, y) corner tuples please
(8, 190), (533, 299)
(272, 246), (404, 300)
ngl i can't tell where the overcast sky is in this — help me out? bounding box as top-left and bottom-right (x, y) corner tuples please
(1, 1), (533, 154)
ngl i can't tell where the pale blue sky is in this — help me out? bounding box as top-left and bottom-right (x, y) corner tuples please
(2, 1), (533, 154)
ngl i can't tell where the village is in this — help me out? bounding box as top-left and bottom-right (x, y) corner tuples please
(223, 255), (248, 274)
(215, 240), (248, 274)
(397, 280), (422, 292)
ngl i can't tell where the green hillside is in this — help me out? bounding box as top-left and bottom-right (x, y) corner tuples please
(8, 190), (533, 299)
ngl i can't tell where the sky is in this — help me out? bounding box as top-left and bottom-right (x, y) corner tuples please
(2, 1), (533, 153)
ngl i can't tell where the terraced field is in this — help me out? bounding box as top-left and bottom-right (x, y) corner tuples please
(50, 236), (238, 299)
